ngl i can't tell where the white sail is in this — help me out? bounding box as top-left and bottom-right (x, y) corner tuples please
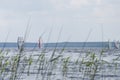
(17, 37), (24, 50)
(114, 40), (119, 49)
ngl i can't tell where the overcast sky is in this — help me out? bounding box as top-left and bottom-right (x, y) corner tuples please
(0, 0), (120, 42)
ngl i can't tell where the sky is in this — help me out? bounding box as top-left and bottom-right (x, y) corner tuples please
(0, 0), (120, 42)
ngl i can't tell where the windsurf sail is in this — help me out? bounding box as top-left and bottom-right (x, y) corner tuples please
(114, 41), (119, 49)
(17, 37), (24, 50)
(38, 37), (42, 49)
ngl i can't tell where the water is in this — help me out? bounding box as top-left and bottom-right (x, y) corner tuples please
(0, 42), (120, 80)
(0, 42), (118, 48)
(2, 50), (120, 80)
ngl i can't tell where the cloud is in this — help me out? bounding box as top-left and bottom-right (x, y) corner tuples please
(92, 3), (120, 24)
(0, 11), (15, 26)
(69, 0), (89, 8)
(96, 0), (102, 5)
(0, 0), (120, 42)
(50, 0), (103, 10)
(0, 10), (28, 27)
(93, 6), (112, 17)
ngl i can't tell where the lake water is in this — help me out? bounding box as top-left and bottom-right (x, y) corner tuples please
(0, 42), (120, 80)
